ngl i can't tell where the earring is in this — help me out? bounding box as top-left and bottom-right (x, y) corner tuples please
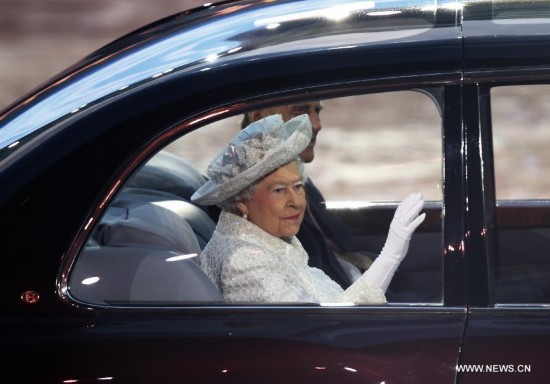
(243, 213), (248, 220)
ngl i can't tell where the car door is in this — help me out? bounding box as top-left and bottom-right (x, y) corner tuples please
(1, 1), (469, 382)
(458, 2), (550, 382)
(44, 85), (466, 384)
(458, 83), (550, 383)
(2, 88), (469, 384)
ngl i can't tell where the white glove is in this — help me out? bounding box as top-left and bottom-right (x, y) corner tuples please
(363, 193), (426, 292)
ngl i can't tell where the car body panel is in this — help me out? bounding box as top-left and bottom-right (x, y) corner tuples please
(4, 307), (465, 383)
(459, 308), (550, 383)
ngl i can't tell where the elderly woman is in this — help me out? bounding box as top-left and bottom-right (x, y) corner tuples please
(191, 114), (425, 304)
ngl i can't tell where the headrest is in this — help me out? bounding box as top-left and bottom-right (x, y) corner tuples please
(96, 202), (200, 255)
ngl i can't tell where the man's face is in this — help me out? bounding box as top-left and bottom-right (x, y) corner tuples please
(237, 161), (306, 239)
(248, 101), (323, 163)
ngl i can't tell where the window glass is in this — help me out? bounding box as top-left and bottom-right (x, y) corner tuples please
(168, 91), (443, 203)
(69, 89), (444, 306)
(491, 84), (550, 303)
(307, 92), (443, 203)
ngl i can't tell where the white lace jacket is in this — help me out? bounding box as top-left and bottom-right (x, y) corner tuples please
(200, 211), (386, 304)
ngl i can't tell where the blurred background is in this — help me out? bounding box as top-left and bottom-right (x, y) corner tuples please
(0, 0), (205, 110)
(2, 1), (544, 202)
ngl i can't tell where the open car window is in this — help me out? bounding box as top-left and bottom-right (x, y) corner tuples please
(68, 89), (444, 307)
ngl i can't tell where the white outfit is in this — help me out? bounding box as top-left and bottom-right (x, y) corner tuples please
(191, 112), (425, 303)
(200, 211), (386, 304)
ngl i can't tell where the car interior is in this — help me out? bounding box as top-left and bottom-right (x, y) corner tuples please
(69, 91), (446, 306)
(71, 151), (223, 304)
(70, 149), (444, 305)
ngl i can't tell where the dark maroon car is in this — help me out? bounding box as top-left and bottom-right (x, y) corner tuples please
(2, 0), (550, 382)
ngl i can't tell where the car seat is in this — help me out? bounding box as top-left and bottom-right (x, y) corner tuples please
(70, 200), (222, 304)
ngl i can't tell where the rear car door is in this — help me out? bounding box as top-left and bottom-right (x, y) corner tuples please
(459, 2), (550, 382)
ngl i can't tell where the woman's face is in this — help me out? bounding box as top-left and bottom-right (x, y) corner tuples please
(238, 161), (306, 238)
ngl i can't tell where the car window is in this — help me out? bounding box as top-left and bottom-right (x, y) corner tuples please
(68, 89), (444, 306)
(491, 84), (550, 304)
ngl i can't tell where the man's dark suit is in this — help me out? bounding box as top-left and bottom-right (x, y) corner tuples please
(297, 180), (355, 289)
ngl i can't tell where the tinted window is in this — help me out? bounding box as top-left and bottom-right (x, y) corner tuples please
(492, 84), (550, 304)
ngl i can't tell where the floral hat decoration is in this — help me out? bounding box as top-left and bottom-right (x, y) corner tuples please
(191, 114), (312, 205)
